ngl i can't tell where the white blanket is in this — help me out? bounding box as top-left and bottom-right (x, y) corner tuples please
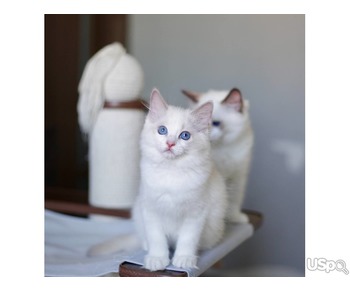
(45, 210), (253, 277)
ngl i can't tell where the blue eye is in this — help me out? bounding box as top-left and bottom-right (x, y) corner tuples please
(212, 120), (221, 127)
(158, 126), (168, 135)
(179, 131), (191, 140)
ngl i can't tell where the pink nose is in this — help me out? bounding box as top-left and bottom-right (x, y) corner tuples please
(166, 142), (176, 149)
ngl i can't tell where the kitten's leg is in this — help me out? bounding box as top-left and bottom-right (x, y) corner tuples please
(227, 204), (249, 223)
(143, 213), (170, 271)
(172, 216), (205, 269)
(226, 177), (249, 223)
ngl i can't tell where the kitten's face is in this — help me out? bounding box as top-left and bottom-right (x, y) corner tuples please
(150, 108), (196, 159)
(184, 89), (247, 143)
(142, 89), (213, 160)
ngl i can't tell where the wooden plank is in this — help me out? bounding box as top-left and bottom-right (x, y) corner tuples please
(45, 200), (131, 218)
(119, 262), (188, 277)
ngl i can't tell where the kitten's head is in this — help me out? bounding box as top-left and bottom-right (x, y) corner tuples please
(183, 88), (249, 143)
(142, 88), (213, 160)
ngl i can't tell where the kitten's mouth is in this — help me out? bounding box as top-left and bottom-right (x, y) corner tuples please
(210, 136), (221, 143)
(163, 148), (177, 159)
(210, 133), (223, 143)
(210, 127), (223, 143)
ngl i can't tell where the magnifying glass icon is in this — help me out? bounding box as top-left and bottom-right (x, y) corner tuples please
(336, 260), (349, 275)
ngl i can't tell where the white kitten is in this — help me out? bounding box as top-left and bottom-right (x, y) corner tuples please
(183, 88), (254, 223)
(133, 88), (227, 271)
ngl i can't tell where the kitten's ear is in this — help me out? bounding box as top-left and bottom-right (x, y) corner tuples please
(191, 102), (213, 132)
(182, 89), (201, 103)
(222, 88), (243, 113)
(148, 88), (168, 122)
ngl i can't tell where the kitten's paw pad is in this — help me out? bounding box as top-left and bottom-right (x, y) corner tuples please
(172, 255), (198, 269)
(228, 212), (249, 223)
(144, 255), (170, 271)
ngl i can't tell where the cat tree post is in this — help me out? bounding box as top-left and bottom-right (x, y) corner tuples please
(77, 42), (146, 218)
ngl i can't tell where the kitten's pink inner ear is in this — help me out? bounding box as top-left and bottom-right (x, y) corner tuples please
(191, 102), (213, 132)
(182, 89), (201, 103)
(149, 88), (168, 121)
(222, 88), (243, 113)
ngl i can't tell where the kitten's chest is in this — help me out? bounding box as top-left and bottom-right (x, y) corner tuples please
(143, 188), (200, 235)
(141, 163), (205, 216)
(142, 161), (207, 192)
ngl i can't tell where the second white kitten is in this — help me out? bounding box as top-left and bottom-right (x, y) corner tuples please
(183, 88), (254, 223)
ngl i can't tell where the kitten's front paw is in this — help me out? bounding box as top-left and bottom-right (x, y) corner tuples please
(227, 212), (249, 223)
(144, 255), (170, 271)
(172, 255), (198, 269)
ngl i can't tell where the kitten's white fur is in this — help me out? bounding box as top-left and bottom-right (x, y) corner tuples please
(132, 88), (227, 271)
(184, 88), (254, 223)
(87, 89), (229, 270)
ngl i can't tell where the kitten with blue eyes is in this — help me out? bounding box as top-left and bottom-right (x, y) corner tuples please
(183, 88), (254, 223)
(131, 88), (227, 271)
(87, 88), (228, 270)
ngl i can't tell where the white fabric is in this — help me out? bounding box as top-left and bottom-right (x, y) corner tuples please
(45, 210), (133, 276)
(45, 210), (254, 277)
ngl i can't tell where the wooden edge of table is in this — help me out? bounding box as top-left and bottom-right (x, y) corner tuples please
(244, 209), (264, 231)
(45, 200), (131, 218)
(119, 263), (188, 277)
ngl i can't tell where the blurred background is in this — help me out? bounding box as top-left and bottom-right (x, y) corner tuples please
(45, 14), (305, 276)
